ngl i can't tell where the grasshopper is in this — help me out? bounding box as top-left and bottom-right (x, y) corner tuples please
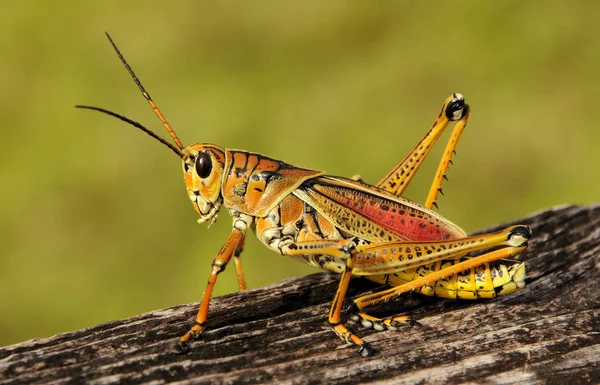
(77, 33), (532, 356)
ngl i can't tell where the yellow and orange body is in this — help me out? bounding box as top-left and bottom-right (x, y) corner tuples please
(78, 34), (531, 356)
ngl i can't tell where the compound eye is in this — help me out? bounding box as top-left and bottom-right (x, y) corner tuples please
(445, 93), (468, 121)
(195, 151), (213, 178)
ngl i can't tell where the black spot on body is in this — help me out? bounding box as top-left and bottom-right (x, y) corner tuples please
(235, 167), (247, 178)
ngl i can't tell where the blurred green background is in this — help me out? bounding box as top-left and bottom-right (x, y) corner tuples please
(1, 1), (598, 347)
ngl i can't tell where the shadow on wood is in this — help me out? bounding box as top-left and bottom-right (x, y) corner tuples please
(1, 204), (599, 384)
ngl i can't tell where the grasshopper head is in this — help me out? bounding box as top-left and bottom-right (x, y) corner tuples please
(182, 144), (227, 226)
(76, 34), (231, 227)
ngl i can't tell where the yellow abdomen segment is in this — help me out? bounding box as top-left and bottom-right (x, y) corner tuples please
(367, 258), (525, 299)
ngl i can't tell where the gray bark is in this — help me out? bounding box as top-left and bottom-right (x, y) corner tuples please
(1, 204), (599, 385)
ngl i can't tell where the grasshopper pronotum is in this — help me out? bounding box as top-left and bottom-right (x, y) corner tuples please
(77, 33), (532, 356)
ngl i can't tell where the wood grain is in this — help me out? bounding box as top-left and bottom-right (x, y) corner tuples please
(1, 204), (598, 385)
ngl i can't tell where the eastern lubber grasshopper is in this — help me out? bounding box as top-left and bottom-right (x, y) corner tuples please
(77, 33), (532, 356)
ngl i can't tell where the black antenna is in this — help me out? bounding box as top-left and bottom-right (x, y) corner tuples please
(76, 105), (183, 158)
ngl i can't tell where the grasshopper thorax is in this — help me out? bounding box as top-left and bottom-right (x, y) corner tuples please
(182, 144), (227, 226)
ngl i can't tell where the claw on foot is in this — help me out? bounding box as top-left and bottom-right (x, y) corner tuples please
(406, 318), (421, 327)
(173, 341), (190, 354)
(358, 343), (377, 357)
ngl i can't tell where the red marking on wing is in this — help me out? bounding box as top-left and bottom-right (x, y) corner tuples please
(313, 182), (461, 241)
(358, 198), (453, 241)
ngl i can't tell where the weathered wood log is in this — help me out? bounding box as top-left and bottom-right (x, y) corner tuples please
(1, 204), (598, 385)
